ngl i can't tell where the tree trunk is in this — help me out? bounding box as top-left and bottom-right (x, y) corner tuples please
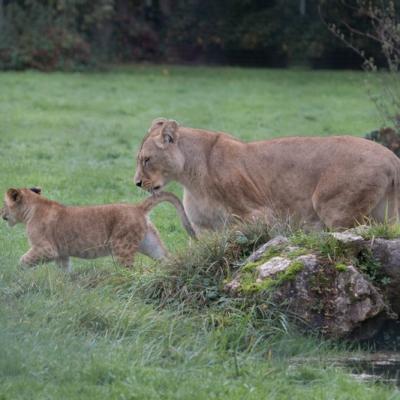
(0, 0), (3, 29)
(300, 0), (306, 16)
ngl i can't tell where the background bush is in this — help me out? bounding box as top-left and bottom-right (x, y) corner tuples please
(0, 0), (398, 70)
(0, 0), (160, 70)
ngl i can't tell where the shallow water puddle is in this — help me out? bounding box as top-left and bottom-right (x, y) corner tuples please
(293, 352), (400, 387)
(340, 353), (400, 387)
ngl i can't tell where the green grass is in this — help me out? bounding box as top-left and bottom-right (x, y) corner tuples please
(0, 65), (399, 399)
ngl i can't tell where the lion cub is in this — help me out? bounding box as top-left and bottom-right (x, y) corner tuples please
(1, 187), (196, 271)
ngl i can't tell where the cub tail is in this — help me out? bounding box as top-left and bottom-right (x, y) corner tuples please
(139, 191), (197, 239)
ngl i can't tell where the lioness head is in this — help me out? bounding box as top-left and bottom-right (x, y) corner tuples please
(134, 118), (185, 193)
(2, 187), (41, 226)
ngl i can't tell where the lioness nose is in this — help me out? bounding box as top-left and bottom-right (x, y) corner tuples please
(136, 180), (142, 188)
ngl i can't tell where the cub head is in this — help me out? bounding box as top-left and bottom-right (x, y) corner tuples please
(2, 187), (42, 227)
(134, 118), (185, 193)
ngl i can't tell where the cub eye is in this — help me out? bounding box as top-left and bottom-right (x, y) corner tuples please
(143, 157), (150, 167)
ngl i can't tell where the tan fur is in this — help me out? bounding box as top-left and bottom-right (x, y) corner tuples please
(135, 118), (400, 231)
(2, 188), (196, 270)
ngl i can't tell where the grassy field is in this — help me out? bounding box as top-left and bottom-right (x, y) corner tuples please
(0, 66), (399, 399)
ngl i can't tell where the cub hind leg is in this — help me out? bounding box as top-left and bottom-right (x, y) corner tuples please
(110, 222), (167, 267)
(109, 220), (148, 267)
(111, 242), (139, 267)
(110, 232), (140, 268)
(138, 223), (168, 260)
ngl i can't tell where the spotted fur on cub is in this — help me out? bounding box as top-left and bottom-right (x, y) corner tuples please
(1, 187), (196, 271)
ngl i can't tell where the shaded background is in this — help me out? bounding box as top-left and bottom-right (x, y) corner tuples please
(0, 0), (396, 71)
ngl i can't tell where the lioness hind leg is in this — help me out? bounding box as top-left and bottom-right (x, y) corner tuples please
(312, 171), (389, 229)
(371, 191), (400, 224)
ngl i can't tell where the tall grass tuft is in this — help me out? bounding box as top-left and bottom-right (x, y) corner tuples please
(133, 220), (272, 308)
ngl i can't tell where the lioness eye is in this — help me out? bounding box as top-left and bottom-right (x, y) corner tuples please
(143, 157), (150, 167)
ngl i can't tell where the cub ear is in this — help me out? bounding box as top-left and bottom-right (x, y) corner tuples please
(161, 120), (179, 144)
(148, 117), (168, 133)
(7, 188), (21, 203)
(30, 187), (42, 195)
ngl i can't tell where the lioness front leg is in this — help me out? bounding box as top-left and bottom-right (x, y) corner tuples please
(19, 247), (56, 267)
(183, 190), (227, 232)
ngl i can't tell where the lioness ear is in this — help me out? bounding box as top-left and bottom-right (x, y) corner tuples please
(30, 187), (42, 195)
(161, 120), (179, 144)
(148, 117), (168, 133)
(7, 188), (21, 203)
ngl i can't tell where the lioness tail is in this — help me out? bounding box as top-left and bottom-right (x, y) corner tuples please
(140, 192), (197, 239)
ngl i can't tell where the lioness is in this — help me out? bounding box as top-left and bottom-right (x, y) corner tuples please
(134, 118), (400, 231)
(2, 187), (196, 271)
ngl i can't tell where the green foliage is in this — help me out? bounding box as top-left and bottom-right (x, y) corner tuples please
(326, 0), (400, 134)
(242, 247), (283, 273)
(365, 127), (400, 157)
(291, 227), (399, 285)
(0, 0), (158, 70)
(0, 0), (98, 70)
(2, 0), (398, 70)
(291, 231), (348, 262)
(360, 223), (400, 240)
(355, 249), (391, 286)
(282, 260), (305, 281)
(243, 259), (305, 294)
(165, 0), (396, 68)
(335, 263), (348, 272)
(166, 0), (296, 66)
(239, 257), (305, 295)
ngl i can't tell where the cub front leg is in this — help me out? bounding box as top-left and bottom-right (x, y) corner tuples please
(56, 257), (72, 273)
(19, 246), (56, 267)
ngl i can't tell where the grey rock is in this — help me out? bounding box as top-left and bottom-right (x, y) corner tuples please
(225, 233), (400, 340)
(286, 245), (301, 253)
(331, 231), (364, 244)
(224, 277), (241, 294)
(244, 235), (289, 264)
(273, 261), (391, 339)
(329, 231), (366, 254)
(296, 254), (318, 268)
(369, 238), (400, 314)
(256, 257), (291, 282)
(344, 225), (371, 236)
(331, 265), (388, 338)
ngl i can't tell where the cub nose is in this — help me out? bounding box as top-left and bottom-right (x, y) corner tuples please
(135, 180), (142, 188)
